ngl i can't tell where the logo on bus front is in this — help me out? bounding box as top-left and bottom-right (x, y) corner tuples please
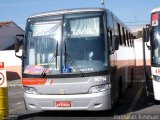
(152, 20), (158, 26)
(0, 62), (4, 70)
(152, 13), (159, 27)
(60, 89), (65, 95)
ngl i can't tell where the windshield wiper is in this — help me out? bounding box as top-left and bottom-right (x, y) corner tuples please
(64, 41), (84, 77)
(40, 41), (58, 78)
(41, 41), (84, 77)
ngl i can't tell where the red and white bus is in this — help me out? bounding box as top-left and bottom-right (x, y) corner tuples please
(143, 7), (160, 100)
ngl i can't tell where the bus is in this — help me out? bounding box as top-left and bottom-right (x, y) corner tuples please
(143, 7), (160, 100)
(15, 8), (135, 111)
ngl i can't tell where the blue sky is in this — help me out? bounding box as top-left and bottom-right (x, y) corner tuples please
(0, 0), (159, 30)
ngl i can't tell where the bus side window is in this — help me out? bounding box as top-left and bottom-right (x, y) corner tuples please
(126, 30), (129, 47)
(122, 27), (126, 46)
(131, 34), (134, 47)
(129, 33), (132, 47)
(107, 29), (113, 52)
(121, 27), (124, 46)
(117, 23), (122, 45)
(110, 30), (113, 47)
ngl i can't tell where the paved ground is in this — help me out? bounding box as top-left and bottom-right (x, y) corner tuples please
(7, 79), (160, 120)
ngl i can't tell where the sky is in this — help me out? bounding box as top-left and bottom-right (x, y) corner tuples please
(0, 0), (160, 30)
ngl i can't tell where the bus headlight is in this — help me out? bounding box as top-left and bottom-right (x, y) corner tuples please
(153, 75), (160, 82)
(88, 84), (110, 93)
(23, 86), (39, 95)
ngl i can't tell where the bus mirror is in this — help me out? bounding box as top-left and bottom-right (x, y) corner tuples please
(113, 35), (119, 50)
(15, 39), (20, 53)
(143, 28), (150, 42)
(146, 44), (151, 50)
(15, 34), (24, 58)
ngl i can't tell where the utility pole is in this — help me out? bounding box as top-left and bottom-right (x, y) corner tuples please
(101, 0), (105, 8)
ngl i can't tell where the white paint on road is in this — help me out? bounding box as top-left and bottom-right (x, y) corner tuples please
(9, 102), (24, 113)
(127, 86), (144, 113)
(120, 86), (144, 120)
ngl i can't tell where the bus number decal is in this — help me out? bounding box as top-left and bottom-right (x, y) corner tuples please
(155, 69), (160, 74)
(95, 77), (107, 82)
(152, 67), (160, 76)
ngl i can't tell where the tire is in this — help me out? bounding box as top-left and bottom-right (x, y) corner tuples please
(118, 78), (122, 99)
(129, 68), (134, 88)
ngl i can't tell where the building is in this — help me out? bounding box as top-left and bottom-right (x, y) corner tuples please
(0, 21), (24, 50)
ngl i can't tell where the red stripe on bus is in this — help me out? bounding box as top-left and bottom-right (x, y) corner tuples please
(22, 78), (47, 85)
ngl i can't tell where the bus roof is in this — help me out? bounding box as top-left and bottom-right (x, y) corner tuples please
(151, 7), (160, 13)
(28, 7), (131, 32)
(29, 8), (106, 19)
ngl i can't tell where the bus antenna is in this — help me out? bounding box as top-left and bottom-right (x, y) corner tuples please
(101, 0), (105, 8)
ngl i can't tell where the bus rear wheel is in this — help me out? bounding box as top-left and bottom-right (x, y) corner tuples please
(129, 68), (134, 88)
(118, 78), (122, 99)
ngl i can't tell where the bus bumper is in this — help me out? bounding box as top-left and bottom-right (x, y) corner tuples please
(24, 90), (111, 111)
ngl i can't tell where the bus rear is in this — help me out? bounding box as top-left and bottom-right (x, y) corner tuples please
(20, 8), (111, 111)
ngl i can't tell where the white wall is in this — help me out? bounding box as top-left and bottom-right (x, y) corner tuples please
(0, 50), (22, 66)
(134, 38), (150, 62)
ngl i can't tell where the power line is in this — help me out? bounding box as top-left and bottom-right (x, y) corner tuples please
(124, 21), (149, 24)
(126, 24), (146, 26)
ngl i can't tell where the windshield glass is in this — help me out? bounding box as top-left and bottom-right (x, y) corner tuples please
(63, 13), (107, 73)
(151, 12), (160, 65)
(24, 19), (62, 75)
(23, 12), (108, 75)
(152, 27), (160, 64)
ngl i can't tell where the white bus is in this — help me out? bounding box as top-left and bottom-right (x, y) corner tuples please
(15, 8), (135, 111)
(143, 7), (160, 100)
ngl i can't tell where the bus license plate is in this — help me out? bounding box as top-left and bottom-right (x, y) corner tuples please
(56, 101), (71, 107)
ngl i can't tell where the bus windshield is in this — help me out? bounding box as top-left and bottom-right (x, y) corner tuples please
(23, 12), (108, 75)
(152, 27), (160, 64)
